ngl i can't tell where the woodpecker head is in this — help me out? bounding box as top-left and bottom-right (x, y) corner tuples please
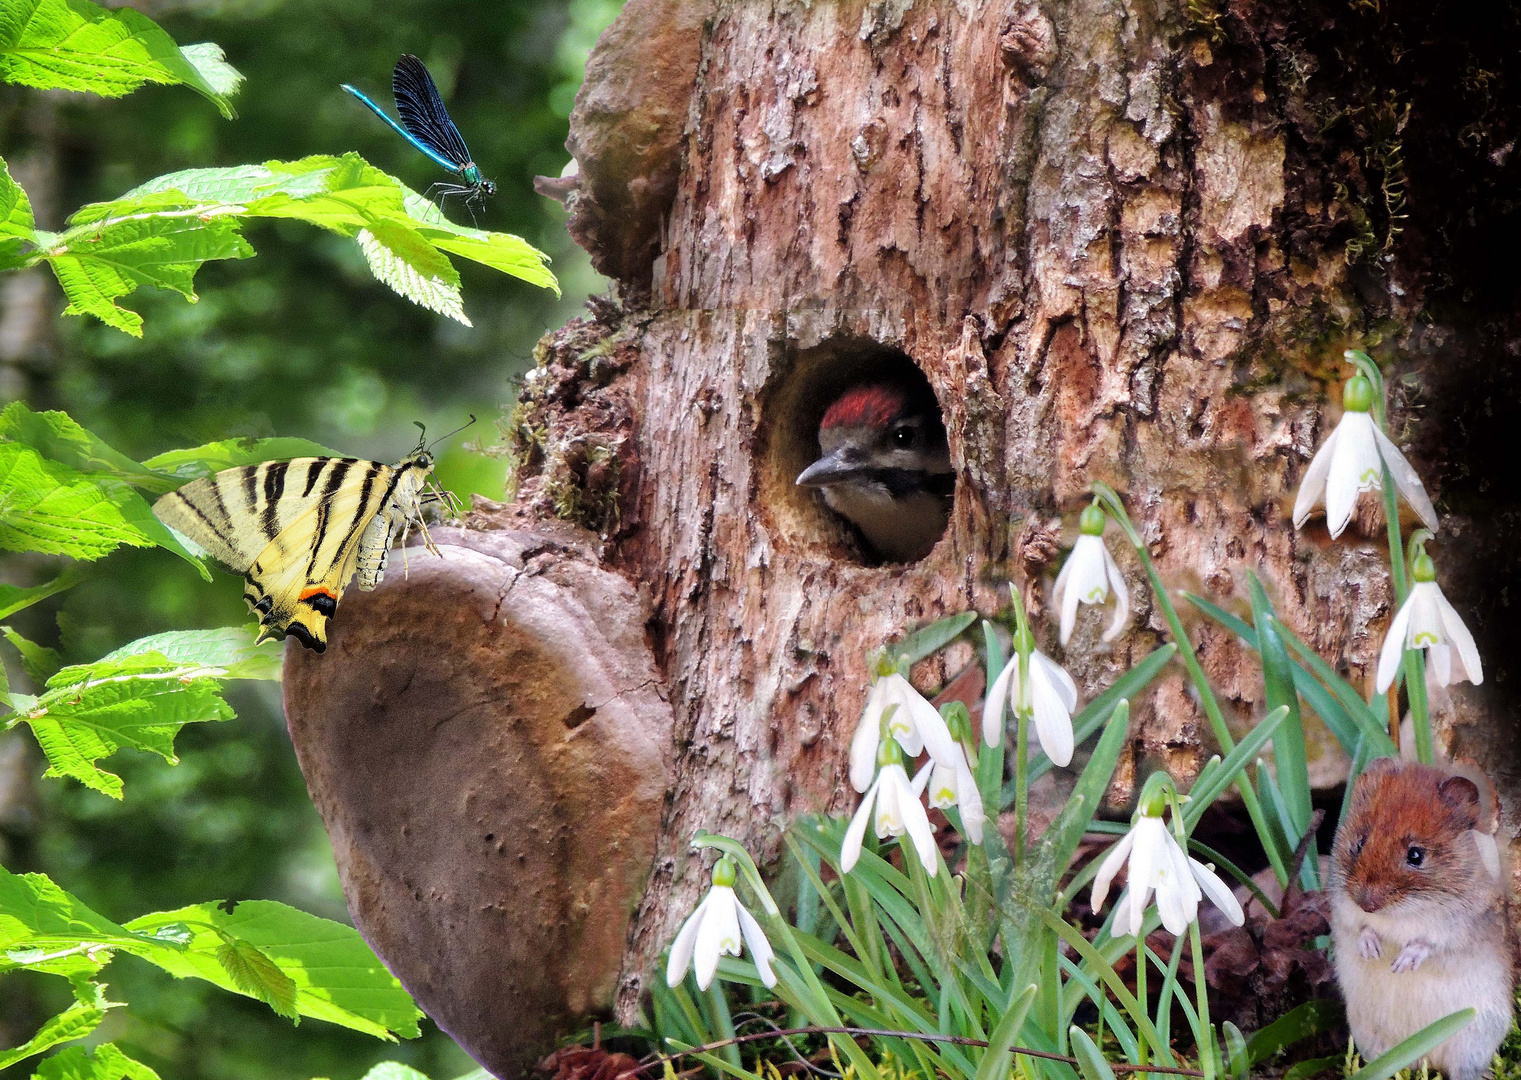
(795, 382), (954, 562)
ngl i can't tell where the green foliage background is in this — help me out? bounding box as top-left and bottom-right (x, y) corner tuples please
(1, 0), (618, 1077)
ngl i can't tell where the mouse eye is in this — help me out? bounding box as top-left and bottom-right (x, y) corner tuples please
(1406, 845), (1426, 868)
(1351, 836), (1366, 857)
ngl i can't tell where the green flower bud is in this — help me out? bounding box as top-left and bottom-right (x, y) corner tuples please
(711, 856), (738, 888)
(1079, 502), (1106, 536)
(1342, 376), (1375, 414)
(1411, 550), (1437, 583)
(1137, 771), (1175, 819)
(941, 701), (972, 745)
(877, 736), (906, 769)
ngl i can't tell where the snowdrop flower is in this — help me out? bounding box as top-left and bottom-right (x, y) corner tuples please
(842, 737), (939, 875)
(1292, 375), (1438, 540)
(926, 704), (985, 844)
(1052, 503), (1131, 645)
(1375, 549), (1482, 693)
(665, 856), (777, 991)
(983, 645), (1078, 767)
(1090, 781), (1244, 936)
(849, 665), (960, 794)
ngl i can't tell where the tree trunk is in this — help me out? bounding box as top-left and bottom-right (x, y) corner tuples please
(284, 0), (1521, 1072)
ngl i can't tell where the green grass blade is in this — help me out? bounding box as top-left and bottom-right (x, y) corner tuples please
(1183, 705), (1290, 828)
(1068, 1025), (1118, 1080)
(1347, 1009), (1475, 1080)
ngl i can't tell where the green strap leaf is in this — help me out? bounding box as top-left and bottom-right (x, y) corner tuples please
(0, 0), (239, 117)
(1068, 1025), (1117, 1080)
(1347, 1009), (1476, 1080)
(973, 984), (1038, 1080)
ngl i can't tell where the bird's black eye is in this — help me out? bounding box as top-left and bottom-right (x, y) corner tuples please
(1406, 846), (1426, 868)
(891, 425), (917, 448)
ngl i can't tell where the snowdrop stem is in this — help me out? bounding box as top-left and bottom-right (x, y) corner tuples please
(1380, 468), (1434, 764)
(1189, 921), (1217, 1080)
(704, 980), (742, 1070)
(1136, 938), (1148, 1068)
(1014, 703), (1030, 864)
(1091, 481), (1291, 886)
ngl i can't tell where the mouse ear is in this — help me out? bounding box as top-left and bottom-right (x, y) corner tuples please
(1438, 775), (1482, 828)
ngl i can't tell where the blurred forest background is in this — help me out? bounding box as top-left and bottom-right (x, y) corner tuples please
(0, 0), (617, 1076)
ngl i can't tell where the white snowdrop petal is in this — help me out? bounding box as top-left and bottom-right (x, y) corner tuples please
(1324, 413), (1379, 539)
(694, 889), (735, 989)
(1372, 425), (1440, 531)
(1059, 562), (1084, 646)
(982, 660), (1015, 748)
(736, 903), (778, 988)
(874, 768), (903, 838)
(1030, 670), (1075, 767)
(956, 752), (985, 845)
(1090, 830), (1137, 914)
(1102, 544), (1131, 642)
(666, 894), (709, 987)
(1034, 651), (1080, 712)
(1375, 597), (1416, 693)
(850, 681), (887, 793)
(1190, 858), (1245, 926)
(928, 762), (959, 809)
(902, 683), (962, 772)
(1436, 589), (1484, 687)
(1292, 426), (1340, 528)
(1429, 641), (1453, 686)
(840, 777), (880, 873)
(898, 776), (940, 875)
(1125, 824), (1158, 937)
(1156, 878), (1191, 935)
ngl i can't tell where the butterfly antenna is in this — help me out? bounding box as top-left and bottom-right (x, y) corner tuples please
(428, 414), (477, 451)
(412, 420), (428, 454)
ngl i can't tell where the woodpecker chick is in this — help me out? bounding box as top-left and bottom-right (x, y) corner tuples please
(796, 383), (953, 562)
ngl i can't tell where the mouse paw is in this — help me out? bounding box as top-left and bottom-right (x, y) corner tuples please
(1391, 940), (1432, 973)
(1358, 927), (1383, 959)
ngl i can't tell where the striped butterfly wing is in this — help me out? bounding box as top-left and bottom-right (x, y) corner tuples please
(154, 458), (400, 652)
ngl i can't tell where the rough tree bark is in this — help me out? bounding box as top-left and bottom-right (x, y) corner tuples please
(284, 0), (1521, 1073)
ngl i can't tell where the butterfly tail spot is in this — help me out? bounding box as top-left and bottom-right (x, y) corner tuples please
(299, 586), (339, 618)
(285, 617), (327, 654)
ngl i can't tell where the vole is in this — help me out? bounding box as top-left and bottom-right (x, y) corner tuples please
(1329, 758), (1514, 1080)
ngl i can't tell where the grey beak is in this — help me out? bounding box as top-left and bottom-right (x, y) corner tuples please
(796, 448), (858, 487)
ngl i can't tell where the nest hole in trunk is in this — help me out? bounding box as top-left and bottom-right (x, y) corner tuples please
(758, 336), (953, 566)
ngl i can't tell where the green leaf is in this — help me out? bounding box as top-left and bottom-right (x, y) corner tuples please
(44, 211), (253, 337)
(0, 442), (206, 575)
(0, 0), (238, 117)
(1039, 699), (1131, 884)
(1067, 1025), (1117, 1080)
(0, 402), (171, 492)
(357, 220), (469, 325)
(1183, 705), (1291, 829)
(895, 612), (977, 666)
(0, 865), (142, 979)
(0, 567), (84, 621)
(30, 1043), (160, 1080)
(359, 1066), (432, 1080)
(1242, 998), (1344, 1065)
(1, 153), (36, 271)
(3, 626), (62, 685)
(4, 628), (279, 796)
(177, 43), (242, 99)
(0, 985), (112, 1072)
(126, 901), (423, 1040)
(973, 984), (1038, 1080)
(1347, 1009), (1475, 1080)
(97, 628), (282, 680)
(216, 938), (300, 1021)
(1248, 574), (1312, 845)
(45, 154), (554, 335)
(143, 436), (344, 481)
